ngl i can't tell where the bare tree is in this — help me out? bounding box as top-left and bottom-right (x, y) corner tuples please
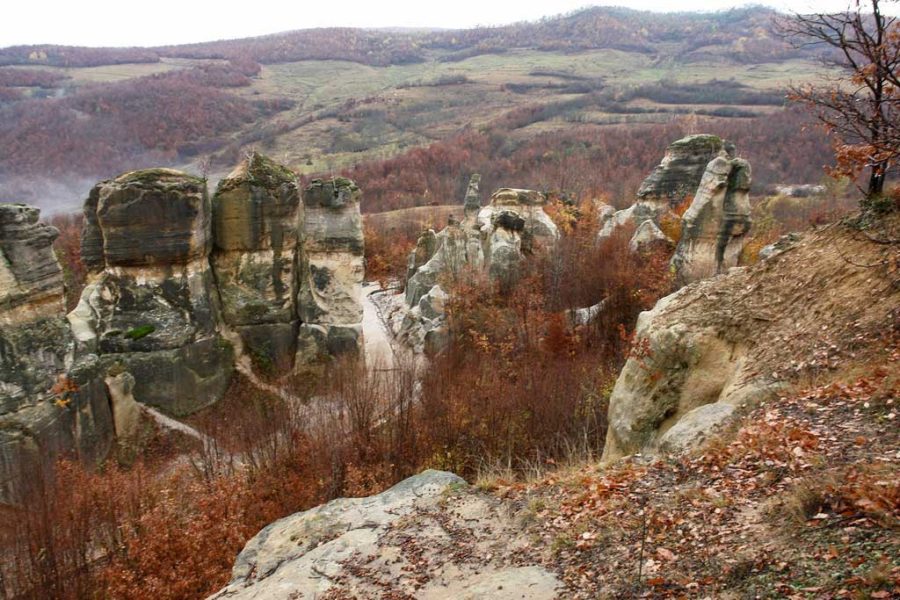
(781, 0), (900, 200)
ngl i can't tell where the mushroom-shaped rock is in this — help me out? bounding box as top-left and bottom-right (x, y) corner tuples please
(71, 169), (233, 416)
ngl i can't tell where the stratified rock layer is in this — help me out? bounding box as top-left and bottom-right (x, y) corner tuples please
(0, 204), (64, 323)
(72, 169), (233, 416)
(211, 153), (301, 370)
(296, 178), (365, 364)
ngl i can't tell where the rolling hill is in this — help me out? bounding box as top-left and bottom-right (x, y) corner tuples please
(0, 6), (837, 213)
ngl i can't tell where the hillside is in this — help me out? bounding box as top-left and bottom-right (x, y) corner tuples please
(212, 212), (900, 599)
(0, 6), (836, 213)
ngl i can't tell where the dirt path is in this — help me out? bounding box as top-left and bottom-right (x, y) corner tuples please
(362, 282), (399, 372)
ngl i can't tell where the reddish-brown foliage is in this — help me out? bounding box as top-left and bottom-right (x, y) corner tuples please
(337, 108), (832, 214)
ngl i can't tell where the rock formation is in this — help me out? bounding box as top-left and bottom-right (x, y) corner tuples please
(296, 177), (365, 364)
(602, 215), (900, 460)
(397, 186), (559, 353)
(71, 169), (234, 416)
(0, 159), (366, 499)
(210, 470), (561, 599)
(463, 172), (482, 218)
(599, 134), (730, 241)
(0, 204), (113, 503)
(211, 153), (301, 371)
(670, 154), (752, 285)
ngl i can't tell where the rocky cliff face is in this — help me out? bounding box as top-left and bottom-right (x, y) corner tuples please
(0, 204), (113, 503)
(1, 156), (366, 500)
(71, 169), (233, 416)
(211, 154), (301, 372)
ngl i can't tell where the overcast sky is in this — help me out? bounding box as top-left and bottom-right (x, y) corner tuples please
(0, 0), (880, 48)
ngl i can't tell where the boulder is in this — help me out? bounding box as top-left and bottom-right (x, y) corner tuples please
(629, 219), (673, 252)
(71, 169), (233, 416)
(210, 470), (561, 599)
(602, 287), (752, 460)
(601, 216), (899, 461)
(211, 152), (300, 371)
(296, 178), (365, 365)
(671, 156), (752, 285)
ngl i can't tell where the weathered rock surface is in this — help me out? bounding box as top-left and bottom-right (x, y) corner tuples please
(72, 169), (233, 416)
(397, 187), (558, 354)
(463, 173), (482, 218)
(602, 216), (900, 460)
(0, 204), (65, 323)
(629, 219), (673, 252)
(599, 134), (733, 240)
(296, 178), (365, 365)
(637, 134), (732, 206)
(211, 153), (300, 371)
(671, 155), (752, 285)
(0, 203), (113, 503)
(210, 470), (561, 599)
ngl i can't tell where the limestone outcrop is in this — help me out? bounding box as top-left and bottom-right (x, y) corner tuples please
(71, 169), (233, 416)
(296, 178), (365, 364)
(211, 153), (301, 371)
(0, 204), (113, 503)
(671, 155), (752, 285)
(210, 470), (561, 599)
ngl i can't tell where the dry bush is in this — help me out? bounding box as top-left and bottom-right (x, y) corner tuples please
(363, 221), (417, 286)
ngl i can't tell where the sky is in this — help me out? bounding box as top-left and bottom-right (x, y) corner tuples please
(0, 0), (879, 48)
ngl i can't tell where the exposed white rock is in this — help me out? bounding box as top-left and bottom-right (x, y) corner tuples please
(210, 470), (561, 599)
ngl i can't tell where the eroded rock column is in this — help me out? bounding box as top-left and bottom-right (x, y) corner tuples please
(71, 169), (233, 416)
(296, 178), (365, 365)
(0, 204), (113, 502)
(211, 153), (301, 372)
(671, 156), (752, 285)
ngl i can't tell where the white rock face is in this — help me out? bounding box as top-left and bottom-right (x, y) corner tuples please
(629, 220), (672, 252)
(210, 470), (561, 599)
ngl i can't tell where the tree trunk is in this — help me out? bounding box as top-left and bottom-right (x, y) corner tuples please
(868, 163), (887, 198)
